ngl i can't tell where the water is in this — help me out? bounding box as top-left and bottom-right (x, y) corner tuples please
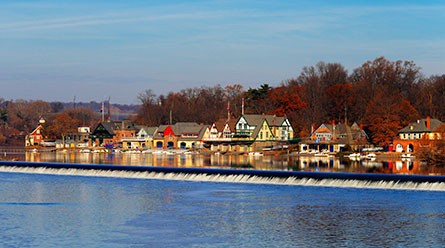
(1, 172), (445, 247)
(16, 150), (445, 175)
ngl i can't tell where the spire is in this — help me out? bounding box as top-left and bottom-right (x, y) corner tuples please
(101, 100), (105, 122)
(241, 98), (245, 116)
(107, 96), (111, 121)
(225, 101), (229, 121)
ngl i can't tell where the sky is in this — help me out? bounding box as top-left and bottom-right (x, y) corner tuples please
(1, 0), (445, 104)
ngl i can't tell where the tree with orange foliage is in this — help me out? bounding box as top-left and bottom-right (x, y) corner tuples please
(364, 90), (419, 147)
(268, 85), (307, 116)
(46, 113), (79, 145)
(268, 85), (307, 138)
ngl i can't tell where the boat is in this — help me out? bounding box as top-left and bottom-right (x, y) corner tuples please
(248, 152), (263, 156)
(366, 153), (376, 160)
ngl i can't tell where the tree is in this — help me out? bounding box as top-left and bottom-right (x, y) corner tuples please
(268, 85), (307, 116)
(135, 89), (165, 126)
(293, 62), (349, 127)
(7, 100), (51, 134)
(245, 84), (273, 114)
(325, 83), (355, 122)
(427, 75), (445, 120)
(64, 107), (99, 127)
(46, 113), (79, 145)
(349, 56), (422, 121)
(225, 84), (244, 117)
(364, 90), (419, 147)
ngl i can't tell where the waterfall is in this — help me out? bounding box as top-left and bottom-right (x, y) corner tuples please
(1, 161), (445, 191)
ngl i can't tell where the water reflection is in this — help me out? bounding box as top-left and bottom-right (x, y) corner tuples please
(17, 150), (445, 175)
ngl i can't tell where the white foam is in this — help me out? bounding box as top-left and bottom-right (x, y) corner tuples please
(1, 166), (444, 191)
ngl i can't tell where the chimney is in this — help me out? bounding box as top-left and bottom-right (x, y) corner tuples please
(426, 116), (431, 130)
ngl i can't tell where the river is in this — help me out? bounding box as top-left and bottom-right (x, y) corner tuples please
(1, 150), (445, 247)
(3, 149), (444, 175)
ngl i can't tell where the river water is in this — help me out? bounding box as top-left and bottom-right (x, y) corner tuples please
(1, 171), (445, 247)
(1, 151), (445, 247)
(15, 150), (445, 175)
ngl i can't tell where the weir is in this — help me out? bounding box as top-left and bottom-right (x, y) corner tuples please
(1, 161), (445, 191)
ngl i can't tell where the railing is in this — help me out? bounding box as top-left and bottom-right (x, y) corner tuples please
(0, 148), (26, 155)
(235, 130), (251, 136)
(0, 147), (26, 161)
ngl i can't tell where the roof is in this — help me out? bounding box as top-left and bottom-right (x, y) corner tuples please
(265, 116), (286, 127)
(145, 127), (158, 136)
(154, 122), (207, 140)
(398, 118), (443, 133)
(99, 122), (116, 135)
(136, 126), (158, 136)
(172, 122), (202, 134)
(242, 115), (270, 139)
(242, 114), (265, 126)
(214, 118), (237, 132)
(214, 119), (227, 132)
(30, 124), (44, 135)
(153, 125), (169, 139)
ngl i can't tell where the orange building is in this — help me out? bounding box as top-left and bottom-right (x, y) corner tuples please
(392, 117), (443, 153)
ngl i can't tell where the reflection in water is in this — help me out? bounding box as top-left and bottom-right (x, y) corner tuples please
(20, 150), (445, 175)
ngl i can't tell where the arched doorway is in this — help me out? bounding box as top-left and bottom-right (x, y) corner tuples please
(407, 144), (414, 153)
(156, 141), (163, 148)
(167, 141), (174, 149)
(395, 144), (403, 152)
(180, 142), (186, 149)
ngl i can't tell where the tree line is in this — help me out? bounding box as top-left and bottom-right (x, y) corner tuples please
(135, 56), (445, 148)
(1, 56), (445, 148)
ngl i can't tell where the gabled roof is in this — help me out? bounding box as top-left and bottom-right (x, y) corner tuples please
(214, 118), (237, 132)
(242, 114), (265, 126)
(398, 118), (443, 133)
(265, 116), (286, 127)
(30, 124), (44, 135)
(312, 122), (368, 145)
(153, 125), (169, 138)
(136, 126), (158, 136)
(214, 119), (227, 132)
(144, 126), (158, 136)
(242, 115), (271, 139)
(226, 118), (237, 131)
(98, 122), (115, 135)
(197, 125), (210, 140)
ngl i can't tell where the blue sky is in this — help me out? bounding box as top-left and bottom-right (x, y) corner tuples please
(1, 0), (445, 104)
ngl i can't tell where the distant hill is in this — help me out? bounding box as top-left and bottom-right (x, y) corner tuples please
(60, 101), (139, 120)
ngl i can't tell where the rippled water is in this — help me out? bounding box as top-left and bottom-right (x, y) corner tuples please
(1, 172), (444, 247)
